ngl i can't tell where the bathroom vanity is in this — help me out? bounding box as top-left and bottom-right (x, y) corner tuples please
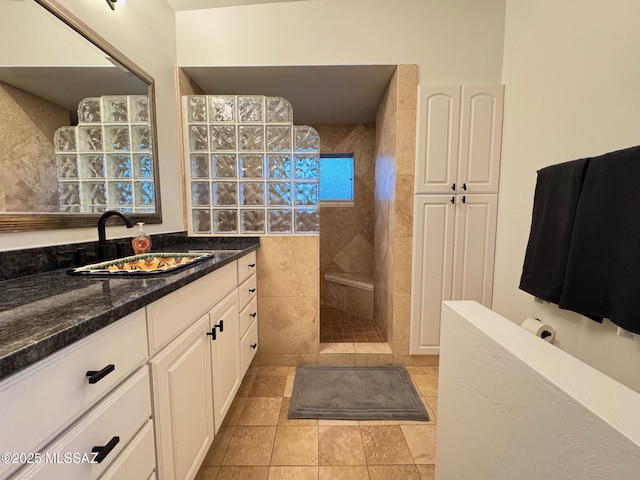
(0, 238), (259, 480)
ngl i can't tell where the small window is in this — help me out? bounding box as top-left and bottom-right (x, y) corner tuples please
(319, 154), (354, 206)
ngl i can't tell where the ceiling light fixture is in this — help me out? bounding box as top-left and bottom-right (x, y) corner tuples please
(106, 0), (117, 10)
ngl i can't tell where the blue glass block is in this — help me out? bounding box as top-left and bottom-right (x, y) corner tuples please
(294, 182), (319, 206)
(267, 209), (292, 234)
(295, 208), (319, 234)
(191, 182), (210, 206)
(267, 182), (292, 206)
(210, 125), (236, 151)
(240, 209), (265, 234)
(319, 156), (354, 201)
(294, 155), (320, 179)
(190, 154), (209, 178)
(192, 209), (211, 233)
(107, 154), (132, 179)
(108, 181), (133, 206)
(267, 155), (292, 179)
(211, 154), (237, 178)
(213, 209), (238, 233)
(212, 182), (238, 206)
(105, 126), (130, 151)
(240, 182), (264, 206)
(135, 182), (155, 206)
(239, 155), (264, 178)
(134, 154), (154, 179)
(295, 126), (320, 152)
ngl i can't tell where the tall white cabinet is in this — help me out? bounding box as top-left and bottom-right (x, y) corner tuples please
(410, 85), (503, 355)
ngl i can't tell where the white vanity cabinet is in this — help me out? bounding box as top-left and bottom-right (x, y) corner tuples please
(0, 310), (153, 480)
(209, 291), (240, 434)
(147, 252), (259, 480)
(237, 251), (258, 376)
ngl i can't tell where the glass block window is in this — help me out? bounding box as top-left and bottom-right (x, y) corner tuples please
(319, 154), (354, 204)
(54, 95), (154, 213)
(183, 95), (320, 235)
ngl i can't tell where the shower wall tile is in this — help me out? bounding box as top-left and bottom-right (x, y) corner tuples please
(183, 95), (319, 236)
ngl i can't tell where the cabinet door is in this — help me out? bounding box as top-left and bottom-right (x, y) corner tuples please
(409, 195), (456, 355)
(458, 85), (504, 193)
(209, 291), (241, 434)
(149, 315), (214, 480)
(452, 194), (498, 307)
(415, 86), (461, 194)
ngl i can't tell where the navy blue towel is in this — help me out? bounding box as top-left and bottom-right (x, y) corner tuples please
(558, 145), (640, 333)
(519, 158), (589, 303)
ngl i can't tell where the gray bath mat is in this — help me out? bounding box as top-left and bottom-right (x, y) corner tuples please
(288, 365), (429, 421)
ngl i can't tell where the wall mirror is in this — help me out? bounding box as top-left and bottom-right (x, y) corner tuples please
(0, 0), (161, 232)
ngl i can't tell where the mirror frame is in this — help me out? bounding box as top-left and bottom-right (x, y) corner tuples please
(0, 0), (162, 232)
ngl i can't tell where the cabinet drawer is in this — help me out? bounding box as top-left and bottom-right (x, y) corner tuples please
(240, 320), (258, 377)
(13, 366), (151, 480)
(97, 420), (155, 480)
(0, 310), (148, 479)
(237, 274), (257, 310)
(239, 297), (258, 338)
(237, 251), (257, 284)
(147, 261), (237, 354)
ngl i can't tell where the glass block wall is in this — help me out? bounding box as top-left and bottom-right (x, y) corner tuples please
(54, 95), (155, 213)
(183, 95), (320, 235)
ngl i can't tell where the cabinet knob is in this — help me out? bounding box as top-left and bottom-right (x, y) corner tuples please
(86, 364), (115, 384)
(91, 436), (120, 463)
(249, 288), (256, 293)
(451, 183), (456, 191)
(450, 196), (455, 204)
(250, 312), (257, 318)
(207, 328), (217, 341)
(250, 343), (258, 349)
(248, 263), (256, 268)
(462, 183), (467, 190)
(461, 195), (466, 203)
(214, 320), (224, 333)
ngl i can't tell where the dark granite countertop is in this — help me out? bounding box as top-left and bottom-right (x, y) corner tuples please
(0, 237), (259, 382)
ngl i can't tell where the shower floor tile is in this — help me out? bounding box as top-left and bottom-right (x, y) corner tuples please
(320, 306), (384, 343)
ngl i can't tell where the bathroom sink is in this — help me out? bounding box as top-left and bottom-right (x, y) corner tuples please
(67, 250), (240, 276)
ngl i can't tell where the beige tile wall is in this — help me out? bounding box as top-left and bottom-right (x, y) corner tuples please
(257, 236), (320, 366)
(0, 81), (71, 212)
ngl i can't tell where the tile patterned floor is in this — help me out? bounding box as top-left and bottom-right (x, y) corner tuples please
(319, 306), (384, 343)
(196, 365), (439, 480)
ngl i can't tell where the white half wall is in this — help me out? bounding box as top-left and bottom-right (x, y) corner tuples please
(437, 301), (640, 480)
(493, 0), (640, 391)
(2, 0), (184, 250)
(175, 0), (506, 85)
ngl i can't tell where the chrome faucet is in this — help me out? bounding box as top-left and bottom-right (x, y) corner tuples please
(97, 210), (135, 262)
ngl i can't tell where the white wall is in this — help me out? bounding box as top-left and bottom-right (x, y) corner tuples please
(494, 0), (640, 392)
(175, 0), (506, 85)
(437, 301), (640, 480)
(2, 0), (184, 250)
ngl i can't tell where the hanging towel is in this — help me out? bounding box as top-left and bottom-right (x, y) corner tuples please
(519, 158), (589, 303)
(558, 145), (640, 333)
